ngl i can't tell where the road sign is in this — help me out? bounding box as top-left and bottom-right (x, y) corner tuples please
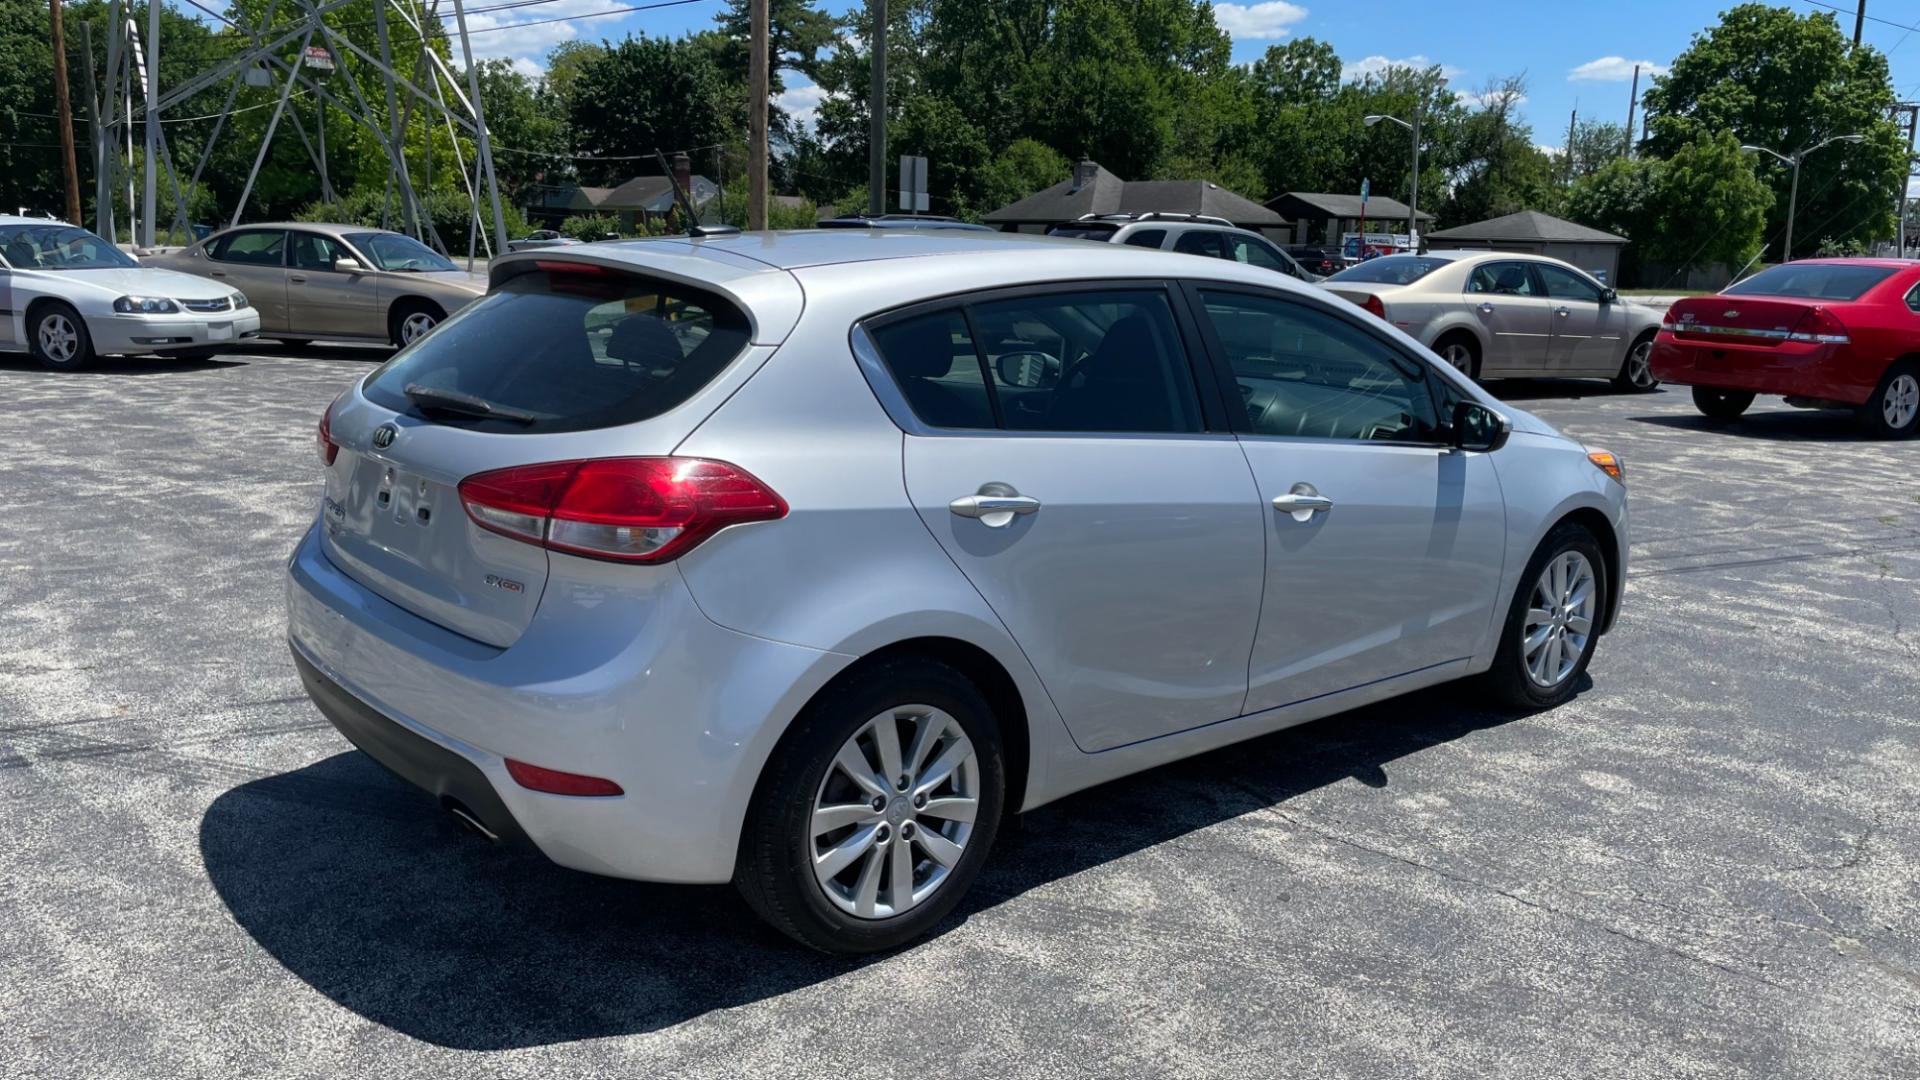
(302, 45), (335, 73)
(1360, 177), (1369, 204)
(898, 155), (929, 213)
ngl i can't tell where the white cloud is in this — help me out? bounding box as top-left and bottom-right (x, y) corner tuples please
(777, 77), (830, 132)
(1213, 2), (1309, 41)
(461, 0), (635, 72)
(1568, 56), (1668, 82)
(1344, 54), (1462, 81)
(1456, 88), (1528, 109)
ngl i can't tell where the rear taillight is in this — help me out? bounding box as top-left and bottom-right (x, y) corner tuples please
(504, 758), (624, 797)
(457, 457), (787, 564)
(1362, 293), (1386, 320)
(1788, 306), (1850, 345)
(317, 403), (338, 467)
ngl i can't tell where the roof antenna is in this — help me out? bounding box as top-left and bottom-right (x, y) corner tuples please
(656, 149), (740, 239)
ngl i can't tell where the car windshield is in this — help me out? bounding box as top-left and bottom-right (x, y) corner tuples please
(1724, 263), (1895, 302)
(1326, 255), (1453, 285)
(345, 232), (457, 272)
(0, 224), (138, 270)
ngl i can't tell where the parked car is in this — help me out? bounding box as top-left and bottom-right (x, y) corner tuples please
(505, 229), (582, 253)
(145, 223), (486, 348)
(0, 215), (260, 370)
(290, 231), (1628, 952)
(1285, 244), (1339, 276)
(1044, 213), (1322, 283)
(1320, 250), (1665, 390)
(817, 213), (994, 231)
(1649, 259), (1920, 438)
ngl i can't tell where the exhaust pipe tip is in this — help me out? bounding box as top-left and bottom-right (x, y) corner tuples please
(441, 797), (501, 843)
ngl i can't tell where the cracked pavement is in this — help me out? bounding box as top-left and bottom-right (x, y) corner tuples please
(2, 348), (1916, 1078)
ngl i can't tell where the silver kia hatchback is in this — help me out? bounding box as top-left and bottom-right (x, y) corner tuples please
(288, 231), (1628, 952)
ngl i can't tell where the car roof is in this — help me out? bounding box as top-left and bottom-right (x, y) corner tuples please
(1762, 257), (1920, 270)
(209, 221), (401, 238)
(0, 215), (81, 226)
(567, 228), (1112, 271)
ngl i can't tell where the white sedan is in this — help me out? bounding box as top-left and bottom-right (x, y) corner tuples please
(0, 215), (261, 370)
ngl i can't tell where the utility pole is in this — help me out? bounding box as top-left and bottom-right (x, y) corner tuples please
(1564, 105), (1578, 186)
(1854, 1), (1867, 47)
(1408, 105), (1421, 250)
(748, 0), (768, 230)
(143, 0), (159, 247)
(1624, 64), (1641, 157)
(80, 18), (106, 235)
(452, 0), (510, 254)
(868, 0), (886, 216)
(49, 0), (83, 225)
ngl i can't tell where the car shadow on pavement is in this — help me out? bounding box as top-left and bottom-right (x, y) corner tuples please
(1628, 410), (1871, 442)
(0, 354), (245, 375)
(199, 681), (1541, 1050)
(1485, 379), (1660, 402)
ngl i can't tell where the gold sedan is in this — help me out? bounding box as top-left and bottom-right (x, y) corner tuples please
(146, 222), (488, 348)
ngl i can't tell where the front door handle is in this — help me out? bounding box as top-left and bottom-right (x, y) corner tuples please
(289, 274), (307, 283)
(209, 269), (227, 277)
(950, 485), (1041, 528)
(1273, 482), (1333, 522)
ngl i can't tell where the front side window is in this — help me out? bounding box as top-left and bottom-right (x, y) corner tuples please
(210, 230), (286, 266)
(1468, 262), (1540, 296)
(1536, 263), (1604, 303)
(1227, 234), (1292, 276)
(0, 224), (137, 270)
(1173, 230), (1225, 258)
(346, 232), (457, 272)
(1197, 288), (1440, 443)
(289, 232), (350, 272)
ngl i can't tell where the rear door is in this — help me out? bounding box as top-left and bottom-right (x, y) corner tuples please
(1465, 260), (1554, 373)
(1537, 262), (1622, 373)
(869, 283), (1267, 753)
(1186, 283), (1507, 711)
(205, 229), (290, 329)
(287, 230), (381, 338)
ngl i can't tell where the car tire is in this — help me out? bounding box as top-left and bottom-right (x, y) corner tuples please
(1691, 386), (1754, 422)
(389, 300), (444, 347)
(1480, 521), (1608, 711)
(1855, 359), (1920, 439)
(1611, 333), (1660, 392)
(736, 656), (1006, 954)
(1433, 332), (1482, 381)
(28, 302), (94, 371)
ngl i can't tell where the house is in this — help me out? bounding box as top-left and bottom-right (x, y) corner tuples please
(984, 160), (1287, 234)
(1265, 192), (1435, 247)
(1426, 210), (1629, 285)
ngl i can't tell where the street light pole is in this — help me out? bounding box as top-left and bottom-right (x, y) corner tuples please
(1363, 111), (1420, 250)
(1741, 135), (1864, 262)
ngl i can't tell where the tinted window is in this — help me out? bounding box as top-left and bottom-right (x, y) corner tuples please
(971, 290), (1201, 433)
(362, 270), (750, 434)
(210, 230), (286, 266)
(0, 224), (136, 269)
(1326, 255), (1453, 285)
(346, 232), (457, 272)
(1468, 262), (1540, 296)
(1536, 263), (1604, 302)
(867, 310), (995, 429)
(289, 231), (350, 271)
(1045, 223), (1120, 241)
(1122, 228), (1167, 248)
(1725, 263), (1896, 301)
(1199, 289), (1439, 443)
(1173, 230), (1225, 258)
(1228, 235), (1293, 276)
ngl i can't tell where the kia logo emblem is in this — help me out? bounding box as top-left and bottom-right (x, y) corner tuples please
(371, 423), (398, 450)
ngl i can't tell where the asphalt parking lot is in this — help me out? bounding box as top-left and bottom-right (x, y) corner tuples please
(3, 345), (1917, 1078)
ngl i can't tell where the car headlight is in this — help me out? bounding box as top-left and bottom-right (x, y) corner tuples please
(113, 296), (179, 314)
(229, 291), (248, 309)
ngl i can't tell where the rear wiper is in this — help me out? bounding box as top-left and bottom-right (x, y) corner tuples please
(403, 383), (538, 424)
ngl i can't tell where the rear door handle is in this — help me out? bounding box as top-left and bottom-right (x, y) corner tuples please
(289, 274), (307, 283)
(1477, 302), (1495, 315)
(950, 493), (1041, 527)
(1273, 483), (1333, 521)
(1555, 307), (1571, 317)
(209, 269), (227, 277)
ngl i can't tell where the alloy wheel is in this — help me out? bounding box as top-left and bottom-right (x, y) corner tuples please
(38, 314), (78, 363)
(1521, 551), (1596, 688)
(810, 705), (979, 919)
(1883, 373), (1919, 430)
(1626, 340), (1656, 389)
(400, 312), (438, 344)
(1440, 342), (1475, 375)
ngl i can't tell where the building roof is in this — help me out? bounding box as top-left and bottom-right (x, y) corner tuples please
(534, 177), (719, 214)
(984, 161), (1284, 227)
(1428, 209), (1627, 244)
(1265, 192), (1433, 223)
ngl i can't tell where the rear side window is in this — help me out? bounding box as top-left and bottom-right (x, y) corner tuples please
(362, 270), (750, 434)
(866, 311), (994, 429)
(1173, 230), (1225, 258)
(1468, 262), (1540, 295)
(210, 230), (286, 266)
(1122, 228), (1167, 248)
(1726, 263), (1895, 301)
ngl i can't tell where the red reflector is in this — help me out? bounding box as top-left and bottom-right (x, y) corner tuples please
(504, 758), (624, 797)
(1362, 293), (1386, 320)
(458, 457), (787, 563)
(533, 260), (606, 275)
(317, 402), (339, 467)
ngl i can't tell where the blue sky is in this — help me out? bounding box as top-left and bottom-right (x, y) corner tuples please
(447, 0), (1920, 156)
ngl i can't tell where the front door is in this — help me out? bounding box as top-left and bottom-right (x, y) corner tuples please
(866, 284), (1267, 753)
(1464, 260), (1554, 374)
(204, 229), (290, 331)
(1537, 262), (1624, 373)
(287, 230), (381, 338)
(1185, 284), (1509, 712)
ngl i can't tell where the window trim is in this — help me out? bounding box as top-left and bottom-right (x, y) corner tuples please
(208, 228), (288, 268)
(850, 278), (1238, 439)
(1533, 260), (1606, 305)
(1178, 279), (1455, 449)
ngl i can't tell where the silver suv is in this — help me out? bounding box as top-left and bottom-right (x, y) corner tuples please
(1046, 212), (1322, 282)
(289, 231), (1628, 952)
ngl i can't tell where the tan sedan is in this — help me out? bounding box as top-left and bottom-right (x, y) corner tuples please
(146, 223), (486, 347)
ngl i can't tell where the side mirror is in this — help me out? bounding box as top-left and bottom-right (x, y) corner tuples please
(995, 351), (1062, 389)
(1452, 400), (1510, 453)
(335, 256), (364, 273)
(1600, 287), (1618, 304)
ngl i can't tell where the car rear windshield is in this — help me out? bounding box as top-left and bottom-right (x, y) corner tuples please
(1325, 255), (1454, 285)
(1724, 263), (1895, 302)
(1044, 223), (1120, 241)
(361, 269), (751, 434)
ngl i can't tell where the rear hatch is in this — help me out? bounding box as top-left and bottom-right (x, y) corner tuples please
(317, 254), (793, 647)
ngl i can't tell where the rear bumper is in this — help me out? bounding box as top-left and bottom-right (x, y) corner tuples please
(88, 309), (262, 353)
(1647, 333), (1871, 404)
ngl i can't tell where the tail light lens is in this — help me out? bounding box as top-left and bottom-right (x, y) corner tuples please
(457, 457), (787, 564)
(1362, 293), (1387, 321)
(504, 758), (624, 797)
(1788, 306), (1850, 344)
(317, 403), (339, 466)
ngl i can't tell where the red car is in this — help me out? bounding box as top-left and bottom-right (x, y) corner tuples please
(1648, 258), (1920, 438)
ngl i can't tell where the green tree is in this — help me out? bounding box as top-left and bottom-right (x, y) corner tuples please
(1566, 133), (1771, 283)
(975, 137), (1068, 212)
(471, 58), (568, 202)
(1643, 2), (1903, 258)
(565, 35), (736, 187)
